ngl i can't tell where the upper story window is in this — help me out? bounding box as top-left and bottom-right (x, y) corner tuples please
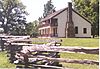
(75, 26), (78, 34)
(83, 28), (87, 34)
(51, 18), (58, 26)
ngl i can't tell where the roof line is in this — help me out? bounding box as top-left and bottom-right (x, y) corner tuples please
(40, 8), (68, 22)
(40, 7), (92, 25)
(72, 9), (92, 24)
(52, 8), (68, 18)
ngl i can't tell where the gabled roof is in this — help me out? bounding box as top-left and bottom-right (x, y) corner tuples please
(40, 7), (68, 22)
(72, 9), (92, 24)
(40, 7), (91, 24)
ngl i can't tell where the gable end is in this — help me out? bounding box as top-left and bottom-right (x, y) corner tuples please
(72, 9), (92, 24)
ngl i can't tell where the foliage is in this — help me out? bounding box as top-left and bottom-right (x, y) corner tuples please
(72, 0), (99, 37)
(43, 0), (55, 17)
(0, 0), (28, 35)
(25, 20), (39, 37)
(38, 16), (42, 21)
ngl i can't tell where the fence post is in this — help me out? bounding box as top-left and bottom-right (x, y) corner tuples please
(0, 37), (4, 51)
(8, 43), (16, 63)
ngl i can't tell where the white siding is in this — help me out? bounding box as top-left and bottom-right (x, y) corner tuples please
(38, 26), (51, 30)
(54, 10), (67, 37)
(39, 9), (91, 38)
(72, 11), (91, 37)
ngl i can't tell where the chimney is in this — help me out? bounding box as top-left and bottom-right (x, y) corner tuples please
(66, 2), (75, 38)
(68, 2), (72, 22)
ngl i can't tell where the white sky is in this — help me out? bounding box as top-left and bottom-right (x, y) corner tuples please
(21, 0), (72, 22)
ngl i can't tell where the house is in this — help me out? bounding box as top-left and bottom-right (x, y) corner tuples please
(38, 2), (91, 38)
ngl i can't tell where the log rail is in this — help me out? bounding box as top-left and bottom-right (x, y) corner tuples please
(9, 43), (99, 54)
(0, 35), (99, 69)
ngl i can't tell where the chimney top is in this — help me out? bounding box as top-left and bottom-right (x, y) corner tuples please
(68, 2), (72, 8)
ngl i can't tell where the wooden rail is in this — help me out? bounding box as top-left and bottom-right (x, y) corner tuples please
(32, 64), (72, 69)
(0, 35), (99, 69)
(9, 43), (99, 54)
(15, 54), (99, 65)
(0, 35), (30, 51)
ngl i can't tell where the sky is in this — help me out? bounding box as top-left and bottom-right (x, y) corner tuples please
(21, 0), (72, 22)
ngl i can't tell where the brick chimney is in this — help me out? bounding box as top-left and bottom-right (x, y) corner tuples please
(66, 2), (75, 38)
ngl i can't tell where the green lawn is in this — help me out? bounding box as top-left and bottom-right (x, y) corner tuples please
(60, 38), (99, 47)
(59, 38), (99, 69)
(0, 52), (15, 68)
(32, 38), (99, 69)
(32, 38), (99, 47)
(0, 38), (99, 69)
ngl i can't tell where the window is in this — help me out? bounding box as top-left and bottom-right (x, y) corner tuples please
(83, 28), (87, 34)
(75, 26), (78, 34)
(43, 29), (44, 34)
(47, 28), (50, 34)
(53, 28), (57, 36)
(45, 29), (46, 34)
(51, 19), (58, 26)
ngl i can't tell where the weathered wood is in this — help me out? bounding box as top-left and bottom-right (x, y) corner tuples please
(5, 38), (31, 43)
(0, 37), (4, 51)
(32, 64), (72, 69)
(0, 35), (30, 51)
(32, 38), (62, 44)
(0, 35), (30, 38)
(39, 56), (99, 65)
(15, 53), (99, 65)
(2, 35), (98, 69)
(11, 43), (99, 54)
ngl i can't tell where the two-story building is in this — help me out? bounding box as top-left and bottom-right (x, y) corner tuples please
(38, 2), (91, 38)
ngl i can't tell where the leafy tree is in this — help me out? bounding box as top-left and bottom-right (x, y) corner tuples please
(25, 20), (39, 37)
(38, 16), (42, 21)
(0, 0), (27, 35)
(72, 0), (99, 37)
(43, 0), (55, 17)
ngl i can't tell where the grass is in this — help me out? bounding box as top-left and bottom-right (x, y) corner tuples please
(60, 53), (98, 60)
(32, 38), (99, 69)
(60, 38), (99, 47)
(0, 51), (15, 68)
(60, 53), (99, 69)
(59, 38), (99, 69)
(32, 38), (99, 47)
(60, 63), (98, 69)
(0, 38), (99, 69)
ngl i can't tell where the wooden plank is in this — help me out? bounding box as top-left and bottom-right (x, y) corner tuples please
(32, 38), (62, 43)
(0, 35), (30, 38)
(8, 39), (32, 43)
(38, 56), (99, 65)
(15, 54), (99, 65)
(6, 38), (31, 43)
(11, 43), (99, 54)
(32, 64), (72, 69)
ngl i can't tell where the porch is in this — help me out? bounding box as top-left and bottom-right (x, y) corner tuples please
(38, 26), (58, 37)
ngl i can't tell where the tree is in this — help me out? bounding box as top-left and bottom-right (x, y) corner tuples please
(25, 20), (39, 37)
(72, 0), (99, 37)
(43, 0), (55, 17)
(38, 16), (42, 21)
(0, 0), (28, 35)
